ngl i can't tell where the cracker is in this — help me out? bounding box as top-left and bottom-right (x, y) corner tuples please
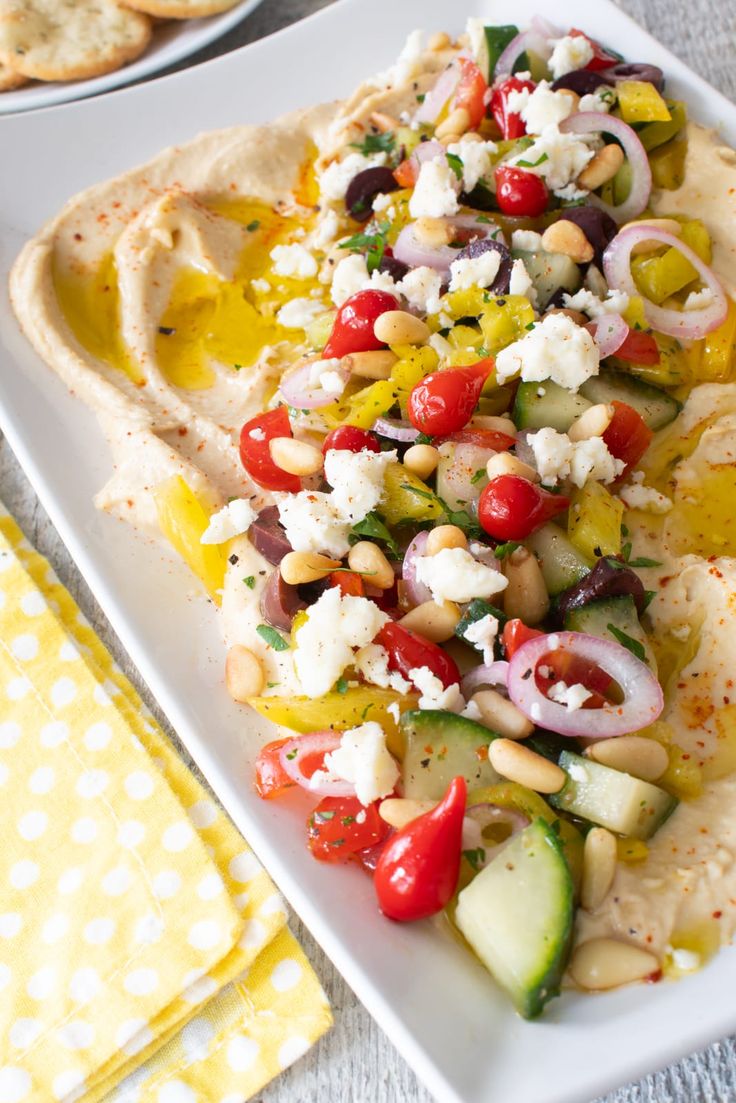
(0, 0), (152, 82)
(119, 0), (240, 20)
(0, 57), (27, 88)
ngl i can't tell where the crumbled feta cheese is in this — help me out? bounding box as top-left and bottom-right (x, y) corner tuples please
(548, 34), (594, 80)
(319, 152), (387, 201)
(619, 483), (674, 513)
(563, 288), (631, 319)
(309, 358), (346, 396)
(313, 209), (340, 249)
(671, 948), (701, 972)
(409, 159), (460, 219)
(548, 681), (592, 711)
(293, 588), (388, 698)
(511, 126), (594, 191)
(387, 701), (401, 724)
(514, 81), (576, 134)
(249, 426), (266, 441)
(415, 547), (508, 604)
(354, 643), (412, 695)
(554, 182), (590, 202)
(684, 288), (716, 310)
(251, 277), (270, 294)
(508, 257), (537, 304)
(461, 699), (484, 722)
(331, 253), (370, 306)
(270, 242), (318, 279)
(372, 192), (394, 213)
(364, 269), (399, 295)
(397, 265), (443, 314)
(449, 250), (502, 292)
(277, 492), (351, 557)
(466, 16), (485, 63)
(495, 311), (599, 391)
(200, 499), (257, 545)
(311, 721), (400, 806)
(579, 88), (616, 114)
(569, 436), (625, 486)
(409, 666), (465, 713)
(277, 298), (325, 329)
(670, 624), (690, 641)
(429, 332), (453, 358)
(527, 426), (575, 484)
(446, 135), (496, 192)
(511, 229), (544, 252)
(462, 613), (499, 665)
(324, 447), (397, 522)
(527, 427), (624, 486)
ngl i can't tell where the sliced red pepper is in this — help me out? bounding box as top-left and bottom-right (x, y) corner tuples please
(615, 328), (660, 366)
(239, 407), (301, 493)
(501, 618), (544, 659)
(393, 157), (418, 188)
(489, 75), (535, 139)
(569, 28), (622, 71)
(602, 400), (654, 477)
(254, 737), (298, 800)
(330, 570), (365, 598)
(478, 475), (569, 541)
(436, 428), (516, 451)
(452, 58), (489, 130)
(308, 796), (390, 863)
(376, 621), (461, 690)
(408, 358), (494, 437)
(323, 289), (399, 359)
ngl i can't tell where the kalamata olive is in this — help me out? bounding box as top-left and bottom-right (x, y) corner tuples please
(557, 205), (617, 267)
(345, 167), (399, 222)
(452, 237), (512, 295)
(555, 556), (647, 623)
(551, 70), (614, 96)
(260, 570), (306, 630)
(601, 63), (665, 92)
(378, 251), (409, 282)
(248, 506), (292, 565)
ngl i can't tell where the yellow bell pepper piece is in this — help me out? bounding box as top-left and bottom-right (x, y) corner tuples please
(700, 298), (736, 382)
(568, 482), (623, 560)
(479, 295), (535, 354)
(380, 463), (443, 525)
(152, 476), (227, 603)
(631, 220), (711, 305)
(617, 80), (672, 123)
(616, 838), (649, 863)
(323, 345), (437, 428)
(639, 100), (687, 151)
(622, 295), (648, 330)
(649, 139), (687, 190)
(448, 324), (483, 350)
(636, 721), (703, 800)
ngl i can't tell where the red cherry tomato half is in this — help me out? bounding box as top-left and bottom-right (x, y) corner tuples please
(478, 474), (569, 541)
(501, 618), (544, 660)
(407, 359), (494, 437)
(393, 157), (418, 188)
(452, 58), (488, 130)
(494, 164), (549, 217)
(615, 328), (660, 366)
(436, 427), (516, 451)
(239, 407), (301, 493)
(322, 289), (399, 359)
(308, 796), (390, 863)
(569, 28), (622, 71)
(329, 570), (365, 598)
(376, 621), (461, 690)
(535, 650), (612, 709)
(322, 425), (381, 455)
(490, 76), (536, 139)
(602, 400), (653, 477)
(254, 737), (298, 800)
(374, 776), (466, 921)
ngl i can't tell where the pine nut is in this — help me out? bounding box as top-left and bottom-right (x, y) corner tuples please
(557, 88), (580, 111)
(435, 106), (471, 140)
(438, 132), (462, 147)
(269, 436), (324, 477)
(370, 111), (399, 132)
(585, 735), (669, 781)
(581, 827), (617, 911)
(342, 349), (398, 380)
(414, 216), (453, 248)
(428, 30), (451, 50)
(457, 131), (483, 143)
(403, 443), (440, 480)
(576, 142), (625, 191)
(570, 938), (660, 991)
(280, 551), (342, 585)
(470, 690), (533, 740)
(541, 220), (595, 264)
(348, 541), (395, 589)
(488, 738), (565, 794)
(503, 547), (550, 626)
(426, 524), (468, 555)
(400, 600), (461, 642)
(225, 645), (265, 702)
(379, 797), (436, 828)
(486, 452), (539, 482)
(622, 217), (683, 255)
(546, 307), (589, 326)
(568, 403), (614, 442)
(374, 310), (431, 346)
(469, 415), (517, 436)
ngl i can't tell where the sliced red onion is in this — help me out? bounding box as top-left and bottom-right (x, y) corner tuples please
(507, 631), (664, 738)
(394, 214), (505, 276)
(461, 661), (510, 697)
(495, 30), (551, 78)
(513, 429), (536, 469)
(603, 225), (729, 340)
(560, 112), (651, 223)
(585, 313), (628, 358)
(372, 416), (419, 443)
(464, 801), (530, 866)
(529, 14), (563, 39)
(279, 731), (354, 797)
(278, 360), (348, 410)
(414, 60), (462, 124)
(402, 530), (432, 606)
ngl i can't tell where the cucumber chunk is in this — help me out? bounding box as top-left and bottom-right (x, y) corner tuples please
(579, 369), (682, 430)
(564, 594), (656, 669)
(511, 248), (582, 309)
(400, 710), (500, 800)
(514, 380), (592, 432)
(474, 24), (525, 82)
(525, 524), (591, 595)
(455, 818), (574, 1018)
(550, 750), (678, 840)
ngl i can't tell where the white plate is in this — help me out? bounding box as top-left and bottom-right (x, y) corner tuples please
(1, 3), (735, 1101)
(0, 0), (263, 116)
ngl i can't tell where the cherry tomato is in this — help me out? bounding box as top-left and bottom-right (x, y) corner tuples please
(407, 359), (493, 436)
(322, 425), (381, 455)
(436, 428), (515, 451)
(501, 618), (544, 659)
(308, 796), (390, 863)
(569, 28), (622, 71)
(323, 290), (399, 359)
(614, 328), (660, 366)
(452, 58), (488, 129)
(330, 570), (365, 598)
(602, 400), (653, 476)
(376, 621), (461, 690)
(494, 164), (549, 217)
(478, 474), (569, 541)
(393, 157), (418, 188)
(239, 407), (301, 493)
(374, 776), (466, 921)
(254, 737), (298, 800)
(535, 651), (612, 708)
(490, 76), (536, 139)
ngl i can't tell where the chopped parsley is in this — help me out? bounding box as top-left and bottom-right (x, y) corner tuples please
(462, 847), (486, 872)
(339, 220), (390, 274)
(335, 676), (349, 695)
(246, 219), (260, 232)
(641, 590), (657, 612)
(516, 152), (549, 168)
(256, 624), (290, 652)
(243, 575), (256, 589)
(350, 131), (396, 156)
(400, 484), (482, 539)
(446, 152), (464, 181)
(607, 624), (647, 662)
(350, 511), (399, 555)
(493, 541), (522, 559)
(414, 432), (434, 445)
(470, 468), (487, 485)
(628, 556), (663, 569)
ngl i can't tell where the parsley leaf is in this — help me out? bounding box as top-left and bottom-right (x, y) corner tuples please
(243, 575), (256, 589)
(621, 541), (633, 562)
(414, 432), (434, 445)
(446, 152), (464, 181)
(399, 484), (482, 538)
(335, 676), (349, 695)
(339, 220), (390, 274)
(607, 624), (647, 662)
(462, 847), (486, 872)
(516, 152), (549, 168)
(628, 556), (663, 568)
(641, 589), (657, 612)
(246, 219), (260, 232)
(470, 468), (487, 485)
(350, 512), (399, 555)
(350, 131), (396, 156)
(493, 541), (522, 559)
(256, 624), (290, 652)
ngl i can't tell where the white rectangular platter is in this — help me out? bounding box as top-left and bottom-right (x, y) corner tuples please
(1, 3), (735, 1100)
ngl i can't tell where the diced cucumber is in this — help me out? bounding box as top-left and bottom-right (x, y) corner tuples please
(525, 524), (591, 596)
(400, 710), (500, 800)
(550, 750), (678, 840)
(511, 248), (582, 309)
(473, 24), (525, 82)
(579, 369), (682, 430)
(564, 594), (656, 670)
(455, 598), (507, 654)
(513, 380), (592, 432)
(455, 818), (574, 1018)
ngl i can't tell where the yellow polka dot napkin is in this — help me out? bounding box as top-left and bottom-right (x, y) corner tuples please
(0, 506), (331, 1103)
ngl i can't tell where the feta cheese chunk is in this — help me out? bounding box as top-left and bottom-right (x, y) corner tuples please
(548, 34), (594, 80)
(331, 253), (370, 306)
(511, 229), (544, 252)
(579, 88), (616, 114)
(495, 311), (599, 391)
(462, 613), (499, 665)
(313, 208), (340, 249)
(309, 357), (346, 396)
(277, 297), (325, 329)
(569, 436), (625, 486)
(510, 126), (594, 192)
(312, 721), (400, 806)
(354, 643), (412, 695)
(200, 499), (257, 545)
(508, 257), (537, 304)
(409, 158), (460, 219)
(548, 681), (592, 711)
(409, 666), (465, 713)
(619, 483), (674, 514)
(510, 81), (576, 134)
(397, 265), (443, 314)
(527, 427), (624, 487)
(446, 135), (496, 192)
(270, 243), (318, 279)
(320, 152), (387, 202)
(449, 249), (502, 292)
(293, 588), (388, 698)
(277, 492), (351, 557)
(415, 547), (508, 604)
(563, 287), (631, 319)
(684, 288), (716, 310)
(324, 447), (397, 523)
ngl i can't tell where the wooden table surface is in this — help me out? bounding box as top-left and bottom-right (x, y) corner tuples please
(2, 1), (736, 1099)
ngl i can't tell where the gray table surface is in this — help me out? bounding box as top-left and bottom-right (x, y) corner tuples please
(2, 1), (736, 1099)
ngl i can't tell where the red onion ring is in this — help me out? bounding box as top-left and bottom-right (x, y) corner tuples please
(507, 631), (663, 738)
(585, 313), (628, 358)
(278, 360), (348, 410)
(372, 416), (420, 443)
(461, 661), (510, 698)
(402, 530), (432, 606)
(495, 30), (551, 78)
(278, 731), (354, 797)
(603, 226), (729, 339)
(394, 215), (504, 275)
(415, 60), (462, 124)
(560, 112), (651, 223)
